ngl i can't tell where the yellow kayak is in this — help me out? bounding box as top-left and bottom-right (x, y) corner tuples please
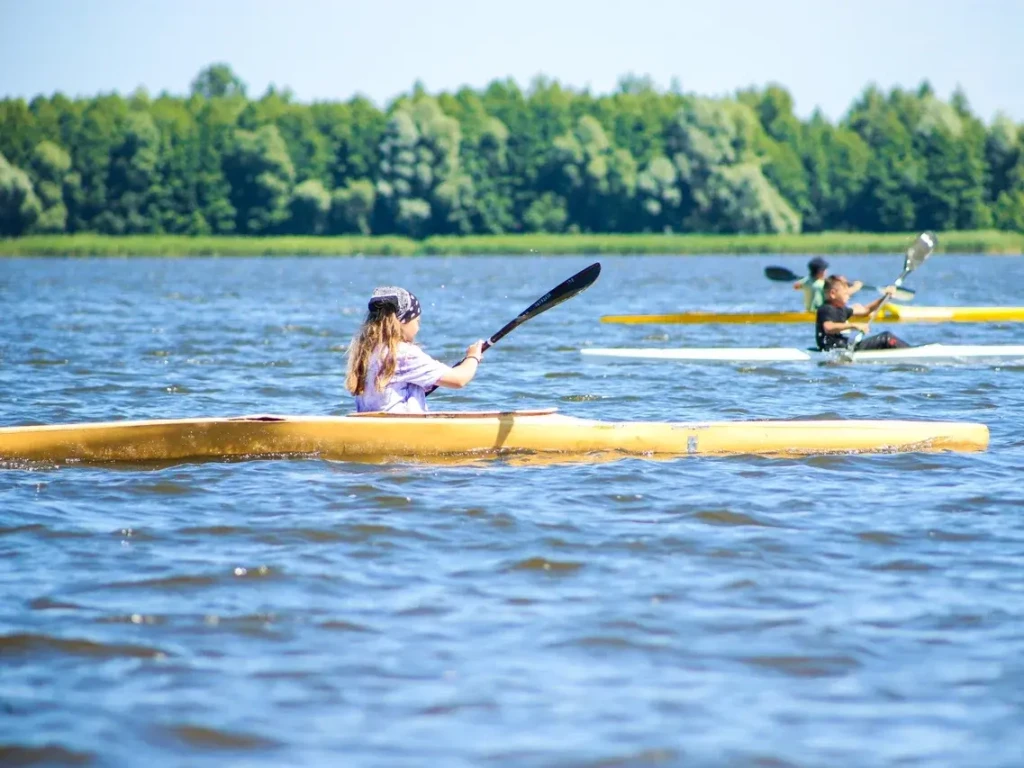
(601, 305), (1024, 325)
(0, 410), (989, 463)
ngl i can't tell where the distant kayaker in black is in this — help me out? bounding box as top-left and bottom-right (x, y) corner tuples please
(816, 275), (910, 351)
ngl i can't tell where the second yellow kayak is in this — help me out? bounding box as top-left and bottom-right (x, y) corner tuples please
(601, 305), (1024, 324)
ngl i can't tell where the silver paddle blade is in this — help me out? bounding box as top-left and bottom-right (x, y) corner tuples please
(904, 231), (938, 273)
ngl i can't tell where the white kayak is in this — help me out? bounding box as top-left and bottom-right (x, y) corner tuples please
(581, 344), (1024, 364)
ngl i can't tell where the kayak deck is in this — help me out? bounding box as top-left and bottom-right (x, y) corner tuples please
(601, 305), (1024, 325)
(0, 411), (989, 463)
(582, 345), (1024, 363)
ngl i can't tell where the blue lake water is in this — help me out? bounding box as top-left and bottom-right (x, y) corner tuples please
(2, 254), (1023, 766)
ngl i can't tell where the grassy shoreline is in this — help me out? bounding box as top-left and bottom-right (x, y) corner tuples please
(2, 231), (1023, 257)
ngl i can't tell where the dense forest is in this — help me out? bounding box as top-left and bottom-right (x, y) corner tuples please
(2, 64), (1023, 239)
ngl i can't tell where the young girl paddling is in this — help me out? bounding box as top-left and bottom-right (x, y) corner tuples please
(346, 286), (485, 413)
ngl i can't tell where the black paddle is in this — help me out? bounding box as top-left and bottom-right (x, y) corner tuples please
(765, 265), (916, 302)
(426, 262), (602, 395)
(480, 262), (601, 351)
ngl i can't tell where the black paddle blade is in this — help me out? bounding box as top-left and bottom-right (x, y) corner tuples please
(765, 266), (800, 282)
(486, 262), (602, 348)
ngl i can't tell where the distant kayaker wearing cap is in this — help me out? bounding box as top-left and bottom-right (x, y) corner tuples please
(816, 275), (910, 351)
(346, 286), (485, 413)
(794, 257), (862, 311)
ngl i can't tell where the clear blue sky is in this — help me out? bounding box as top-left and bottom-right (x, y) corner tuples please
(2, 0), (1021, 122)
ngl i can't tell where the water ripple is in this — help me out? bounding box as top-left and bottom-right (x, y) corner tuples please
(1, 633), (168, 659)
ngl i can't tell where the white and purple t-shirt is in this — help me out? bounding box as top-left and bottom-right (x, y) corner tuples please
(354, 342), (453, 413)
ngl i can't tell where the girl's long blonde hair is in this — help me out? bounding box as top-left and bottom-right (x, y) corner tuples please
(346, 306), (404, 395)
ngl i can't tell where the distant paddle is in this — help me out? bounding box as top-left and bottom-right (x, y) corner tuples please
(764, 266), (806, 282)
(850, 232), (937, 349)
(426, 263), (602, 395)
(764, 265), (916, 302)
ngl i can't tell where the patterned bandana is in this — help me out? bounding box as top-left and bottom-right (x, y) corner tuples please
(369, 286), (421, 323)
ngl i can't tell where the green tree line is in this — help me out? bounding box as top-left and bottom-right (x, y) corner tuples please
(2, 64), (1023, 238)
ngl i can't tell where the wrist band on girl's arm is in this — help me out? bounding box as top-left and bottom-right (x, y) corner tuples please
(468, 355), (481, 363)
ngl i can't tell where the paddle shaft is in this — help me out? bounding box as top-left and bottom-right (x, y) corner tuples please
(863, 268), (911, 325)
(765, 266), (914, 301)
